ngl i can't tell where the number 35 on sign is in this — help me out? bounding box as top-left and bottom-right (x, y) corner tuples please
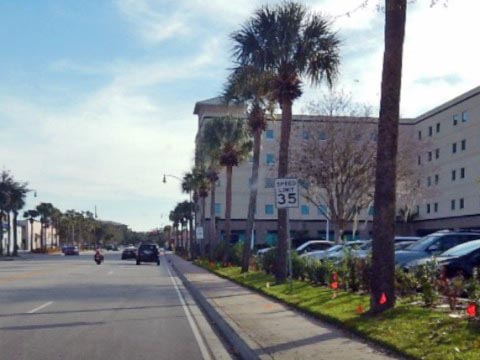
(275, 178), (299, 209)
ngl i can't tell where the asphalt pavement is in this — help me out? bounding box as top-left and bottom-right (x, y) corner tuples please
(0, 252), (232, 360)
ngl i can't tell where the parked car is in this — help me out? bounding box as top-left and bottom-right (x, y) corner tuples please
(121, 247), (137, 260)
(404, 239), (480, 278)
(395, 230), (480, 266)
(296, 240), (334, 255)
(136, 243), (160, 265)
(64, 245), (79, 256)
(301, 241), (367, 261)
(324, 241), (369, 261)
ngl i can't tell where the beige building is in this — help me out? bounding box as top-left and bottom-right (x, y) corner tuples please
(193, 86), (480, 246)
(18, 219), (57, 251)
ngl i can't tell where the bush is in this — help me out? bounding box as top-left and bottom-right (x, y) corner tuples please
(229, 241), (244, 266)
(414, 260), (440, 307)
(262, 247), (276, 274)
(395, 266), (418, 299)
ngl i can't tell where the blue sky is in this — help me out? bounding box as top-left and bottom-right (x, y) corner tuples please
(1, 0), (478, 231)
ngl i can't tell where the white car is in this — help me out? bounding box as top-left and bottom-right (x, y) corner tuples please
(296, 240), (334, 255)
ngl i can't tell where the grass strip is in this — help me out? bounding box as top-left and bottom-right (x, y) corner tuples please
(195, 260), (480, 360)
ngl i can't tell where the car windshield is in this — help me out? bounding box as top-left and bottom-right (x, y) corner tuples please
(405, 235), (442, 251)
(441, 240), (480, 257)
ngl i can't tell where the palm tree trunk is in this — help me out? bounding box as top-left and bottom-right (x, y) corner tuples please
(189, 215), (194, 260)
(0, 211), (4, 256)
(12, 211), (18, 256)
(223, 165), (233, 263)
(370, 0), (406, 313)
(209, 180), (216, 260)
(30, 219), (34, 251)
(242, 129), (261, 272)
(276, 98), (293, 283)
(7, 212), (11, 256)
(200, 196), (206, 257)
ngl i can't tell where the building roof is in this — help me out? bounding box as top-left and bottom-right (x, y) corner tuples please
(193, 96), (246, 115)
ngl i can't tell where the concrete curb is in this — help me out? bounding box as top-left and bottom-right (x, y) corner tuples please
(167, 256), (260, 360)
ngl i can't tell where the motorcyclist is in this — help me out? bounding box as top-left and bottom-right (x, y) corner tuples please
(94, 248), (104, 263)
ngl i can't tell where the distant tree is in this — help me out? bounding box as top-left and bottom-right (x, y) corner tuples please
(231, 1), (340, 282)
(23, 209), (39, 251)
(9, 181), (29, 255)
(36, 203), (55, 250)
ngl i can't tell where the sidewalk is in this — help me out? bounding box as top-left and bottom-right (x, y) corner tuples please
(167, 255), (401, 360)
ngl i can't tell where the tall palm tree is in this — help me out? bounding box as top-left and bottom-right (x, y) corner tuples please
(0, 171), (15, 256)
(182, 172), (196, 259)
(224, 65), (275, 272)
(36, 203), (54, 250)
(23, 209), (39, 251)
(231, 1), (340, 282)
(202, 117), (252, 262)
(370, 0), (407, 313)
(50, 208), (63, 248)
(9, 182), (28, 256)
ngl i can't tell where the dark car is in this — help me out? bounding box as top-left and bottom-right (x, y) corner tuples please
(395, 230), (480, 266)
(64, 246), (79, 256)
(406, 239), (480, 278)
(136, 244), (160, 266)
(121, 247), (137, 260)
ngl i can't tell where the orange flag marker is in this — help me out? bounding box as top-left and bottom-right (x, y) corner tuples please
(379, 292), (387, 305)
(356, 304), (364, 314)
(466, 303), (477, 317)
(330, 281), (338, 290)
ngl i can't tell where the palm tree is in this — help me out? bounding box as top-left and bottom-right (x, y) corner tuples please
(50, 208), (63, 248)
(202, 117), (252, 262)
(370, 0), (407, 313)
(23, 209), (39, 251)
(0, 171), (15, 256)
(182, 172), (196, 259)
(231, 1), (340, 282)
(224, 65), (275, 272)
(36, 203), (54, 250)
(9, 182), (28, 256)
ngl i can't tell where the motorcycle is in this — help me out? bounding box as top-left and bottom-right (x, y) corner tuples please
(94, 251), (104, 265)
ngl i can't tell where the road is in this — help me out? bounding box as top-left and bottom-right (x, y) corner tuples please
(0, 252), (231, 360)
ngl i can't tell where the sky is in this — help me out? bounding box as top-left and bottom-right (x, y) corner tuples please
(0, 0), (478, 231)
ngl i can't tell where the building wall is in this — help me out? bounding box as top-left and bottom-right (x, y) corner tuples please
(18, 219), (57, 251)
(194, 87), (480, 245)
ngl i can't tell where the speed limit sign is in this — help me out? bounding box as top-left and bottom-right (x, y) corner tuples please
(275, 178), (299, 208)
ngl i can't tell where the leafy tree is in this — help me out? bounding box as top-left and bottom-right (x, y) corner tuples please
(202, 117), (252, 261)
(36, 203), (55, 250)
(224, 65), (275, 272)
(231, 1), (340, 282)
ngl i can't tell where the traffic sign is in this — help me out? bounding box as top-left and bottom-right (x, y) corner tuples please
(196, 226), (204, 240)
(275, 178), (299, 208)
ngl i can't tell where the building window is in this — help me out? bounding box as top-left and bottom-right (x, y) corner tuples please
(418, 155), (422, 165)
(266, 153), (275, 165)
(215, 203), (221, 215)
(428, 151), (432, 161)
(302, 130), (309, 140)
(434, 174), (439, 185)
(436, 123), (440, 133)
(265, 204), (274, 215)
(427, 176), (431, 187)
(368, 207), (374, 216)
(428, 126), (432, 136)
(453, 114), (458, 126)
(265, 178), (275, 188)
(451, 199), (456, 211)
(462, 111), (468, 122)
(319, 131), (327, 140)
(461, 139), (466, 151)
(416, 205), (420, 215)
(434, 203), (438, 213)
(435, 148), (440, 159)
(460, 198), (465, 209)
(426, 204), (431, 214)
(452, 170), (456, 181)
(452, 143), (457, 154)
(265, 129), (274, 139)
(460, 167), (465, 179)
(418, 131), (422, 140)
(301, 205), (310, 215)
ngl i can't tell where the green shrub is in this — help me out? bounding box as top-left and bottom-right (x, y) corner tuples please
(395, 266), (418, 299)
(414, 260), (440, 307)
(261, 247), (276, 274)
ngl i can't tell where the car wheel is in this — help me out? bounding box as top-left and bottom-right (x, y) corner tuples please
(157, 260), (160, 266)
(136, 260), (140, 265)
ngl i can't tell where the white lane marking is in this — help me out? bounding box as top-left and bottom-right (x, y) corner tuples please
(166, 263), (212, 360)
(28, 301), (53, 314)
(108, 270), (114, 275)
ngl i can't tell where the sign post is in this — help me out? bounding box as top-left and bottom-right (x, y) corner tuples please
(275, 178), (299, 291)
